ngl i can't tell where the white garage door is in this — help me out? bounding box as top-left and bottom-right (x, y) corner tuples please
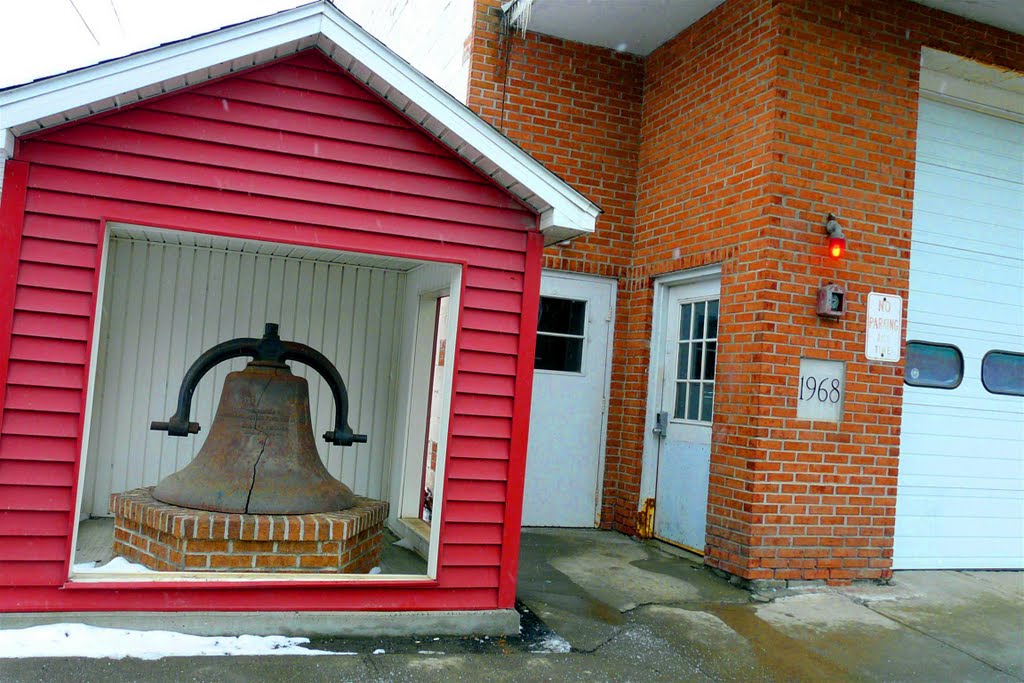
(895, 97), (1024, 569)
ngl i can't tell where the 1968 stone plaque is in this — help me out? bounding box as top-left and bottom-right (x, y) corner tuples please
(797, 358), (845, 423)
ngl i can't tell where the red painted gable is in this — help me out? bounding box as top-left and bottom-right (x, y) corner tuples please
(0, 49), (541, 612)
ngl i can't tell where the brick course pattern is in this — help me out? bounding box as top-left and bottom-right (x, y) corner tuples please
(110, 487), (388, 573)
(467, 0), (1024, 583)
(467, 0), (644, 530)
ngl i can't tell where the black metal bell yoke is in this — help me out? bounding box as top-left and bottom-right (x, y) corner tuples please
(149, 323), (367, 515)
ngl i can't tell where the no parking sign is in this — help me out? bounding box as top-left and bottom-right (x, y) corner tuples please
(866, 292), (902, 362)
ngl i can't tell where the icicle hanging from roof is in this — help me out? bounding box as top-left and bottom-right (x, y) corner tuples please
(500, 0), (533, 38)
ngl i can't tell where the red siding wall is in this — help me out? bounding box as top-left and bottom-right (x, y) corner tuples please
(0, 50), (539, 611)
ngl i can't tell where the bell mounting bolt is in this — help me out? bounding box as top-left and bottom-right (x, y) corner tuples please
(151, 323), (367, 446)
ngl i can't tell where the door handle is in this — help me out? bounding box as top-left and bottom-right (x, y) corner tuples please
(652, 411), (669, 438)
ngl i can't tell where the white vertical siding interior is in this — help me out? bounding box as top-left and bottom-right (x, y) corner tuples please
(83, 235), (405, 516)
(895, 97), (1024, 569)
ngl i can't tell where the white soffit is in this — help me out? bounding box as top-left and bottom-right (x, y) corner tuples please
(0, 1), (599, 245)
(525, 0), (727, 56)
(921, 47), (1024, 120)
(522, 0), (1021, 57)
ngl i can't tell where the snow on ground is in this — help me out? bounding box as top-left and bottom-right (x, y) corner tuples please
(72, 557), (155, 574)
(531, 634), (571, 654)
(0, 623), (353, 659)
(73, 558), (385, 575)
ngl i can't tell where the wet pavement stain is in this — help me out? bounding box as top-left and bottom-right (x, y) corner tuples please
(630, 557), (750, 603)
(708, 605), (854, 682)
(525, 591), (626, 627)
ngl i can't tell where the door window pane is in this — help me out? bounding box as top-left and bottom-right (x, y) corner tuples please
(982, 351), (1024, 396)
(679, 303), (692, 340)
(701, 382), (714, 421)
(706, 300), (719, 339)
(690, 342), (704, 380)
(694, 302), (707, 340)
(535, 297), (586, 373)
(676, 343), (689, 380)
(704, 341), (717, 380)
(535, 335), (583, 372)
(674, 383), (687, 419)
(538, 297), (586, 335)
(904, 341), (963, 389)
(686, 383), (701, 421)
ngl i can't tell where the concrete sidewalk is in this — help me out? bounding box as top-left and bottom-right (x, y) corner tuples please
(514, 529), (1024, 681)
(1, 528), (1021, 682)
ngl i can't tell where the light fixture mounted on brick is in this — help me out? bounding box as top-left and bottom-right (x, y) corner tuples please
(825, 213), (846, 259)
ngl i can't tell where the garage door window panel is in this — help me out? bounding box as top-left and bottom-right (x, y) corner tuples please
(904, 341), (964, 389)
(982, 351), (1024, 396)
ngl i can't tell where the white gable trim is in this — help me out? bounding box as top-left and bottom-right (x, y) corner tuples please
(0, 1), (599, 243)
(0, 8), (323, 133)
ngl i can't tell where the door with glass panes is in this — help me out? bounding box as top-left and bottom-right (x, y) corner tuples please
(654, 277), (720, 551)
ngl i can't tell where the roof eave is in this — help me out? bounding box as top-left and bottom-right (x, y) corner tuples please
(0, 1), (598, 242)
(0, 4), (324, 132)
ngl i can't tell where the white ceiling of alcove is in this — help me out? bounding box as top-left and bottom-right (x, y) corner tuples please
(108, 223), (426, 272)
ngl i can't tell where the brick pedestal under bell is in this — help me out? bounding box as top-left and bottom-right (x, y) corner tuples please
(110, 487), (388, 573)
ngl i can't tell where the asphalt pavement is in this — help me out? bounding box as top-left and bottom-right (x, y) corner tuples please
(1, 527), (1021, 682)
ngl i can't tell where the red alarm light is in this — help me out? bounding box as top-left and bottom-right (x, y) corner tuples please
(828, 235), (845, 259)
(825, 214), (845, 260)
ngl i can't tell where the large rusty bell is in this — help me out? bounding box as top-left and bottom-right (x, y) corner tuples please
(149, 323), (367, 515)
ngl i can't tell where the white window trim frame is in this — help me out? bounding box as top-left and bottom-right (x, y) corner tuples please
(668, 297), (720, 425)
(534, 294), (590, 377)
(68, 221), (462, 583)
(390, 284), (462, 576)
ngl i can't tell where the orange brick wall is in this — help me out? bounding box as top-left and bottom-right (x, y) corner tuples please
(731, 0), (1023, 583)
(632, 0), (782, 579)
(467, 0), (1023, 583)
(467, 1), (645, 528)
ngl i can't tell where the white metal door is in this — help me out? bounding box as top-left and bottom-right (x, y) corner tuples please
(522, 272), (615, 527)
(654, 277), (720, 551)
(895, 97), (1024, 569)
